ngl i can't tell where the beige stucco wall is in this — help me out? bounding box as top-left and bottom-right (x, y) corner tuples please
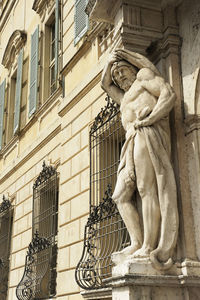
(0, 0), (107, 299)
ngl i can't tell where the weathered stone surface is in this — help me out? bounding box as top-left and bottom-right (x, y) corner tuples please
(101, 48), (179, 271)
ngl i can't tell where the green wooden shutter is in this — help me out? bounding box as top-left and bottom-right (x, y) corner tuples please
(55, 0), (59, 82)
(74, 0), (89, 45)
(13, 48), (24, 135)
(29, 26), (39, 118)
(0, 80), (6, 150)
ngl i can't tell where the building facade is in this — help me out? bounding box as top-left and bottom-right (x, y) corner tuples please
(0, 0), (200, 299)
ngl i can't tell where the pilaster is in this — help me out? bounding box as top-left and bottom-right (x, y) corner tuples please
(160, 3), (197, 261)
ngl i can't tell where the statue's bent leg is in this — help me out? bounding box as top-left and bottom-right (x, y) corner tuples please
(112, 168), (142, 256)
(133, 131), (160, 257)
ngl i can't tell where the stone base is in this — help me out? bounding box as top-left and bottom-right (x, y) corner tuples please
(103, 259), (200, 300)
(104, 273), (200, 300)
(112, 256), (182, 277)
(181, 259), (200, 276)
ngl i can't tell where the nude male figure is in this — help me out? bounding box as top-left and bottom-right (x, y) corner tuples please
(101, 49), (178, 270)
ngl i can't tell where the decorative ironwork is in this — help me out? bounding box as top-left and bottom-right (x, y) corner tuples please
(0, 259), (10, 299)
(33, 161), (56, 188)
(16, 162), (58, 300)
(87, 184), (116, 225)
(90, 95), (119, 134)
(16, 232), (56, 300)
(27, 231), (51, 255)
(0, 201), (13, 300)
(0, 195), (11, 214)
(75, 96), (130, 290)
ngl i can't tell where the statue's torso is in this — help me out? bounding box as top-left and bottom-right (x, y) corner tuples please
(120, 80), (157, 131)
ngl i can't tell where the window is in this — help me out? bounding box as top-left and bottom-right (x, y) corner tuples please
(7, 71), (17, 141)
(32, 0), (61, 105)
(74, 0), (89, 45)
(47, 10), (61, 97)
(1, 31), (26, 145)
(28, 26), (39, 118)
(5, 48), (24, 142)
(50, 21), (56, 94)
(75, 96), (130, 290)
(13, 48), (24, 135)
(6, 47), (24, 141)
(0, 196), (13, 300)
(0, 80), (6, 150)
(16, 162), (59, 300)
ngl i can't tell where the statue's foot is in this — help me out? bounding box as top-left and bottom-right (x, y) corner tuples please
(112, 244), (140, 264)
(131, 246), (152, 258)
(118, 244), (141, 256)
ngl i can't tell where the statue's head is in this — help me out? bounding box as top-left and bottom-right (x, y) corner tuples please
(111, 60), (137, 92)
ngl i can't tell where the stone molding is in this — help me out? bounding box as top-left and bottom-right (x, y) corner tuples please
(81, 287), (112, 299)
(104, 262), (200, 300)
(1, 30), (26, 70)
(86, 0), (118, 24)
(185, 115), (200, 135)
(32, 0), (55, 21)
(105, 274), (200, 288)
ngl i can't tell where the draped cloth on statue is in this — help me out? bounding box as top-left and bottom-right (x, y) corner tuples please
(117, 119), (178, 269)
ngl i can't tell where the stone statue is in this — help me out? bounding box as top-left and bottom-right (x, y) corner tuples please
(101, 49), (179, 270)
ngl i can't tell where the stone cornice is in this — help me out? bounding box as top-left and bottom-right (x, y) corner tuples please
(2, 30), (27, 70)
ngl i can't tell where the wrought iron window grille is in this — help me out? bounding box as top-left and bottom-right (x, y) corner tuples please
(0, 195), (11, 213)
(0, 195), (13, 300)
(75, 96), (130, 290)
(16, 162), (58, 300)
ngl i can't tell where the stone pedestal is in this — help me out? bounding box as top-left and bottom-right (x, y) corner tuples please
(104, 259), (200, 300)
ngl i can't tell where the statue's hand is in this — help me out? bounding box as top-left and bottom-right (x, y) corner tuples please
(137, 106), (152, 120)
(134, 117), (154, 129)
(108, 51), (120, 65)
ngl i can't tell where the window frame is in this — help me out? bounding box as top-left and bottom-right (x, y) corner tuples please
(1, 31), (27, 147)
(41, 0), (62, 102)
